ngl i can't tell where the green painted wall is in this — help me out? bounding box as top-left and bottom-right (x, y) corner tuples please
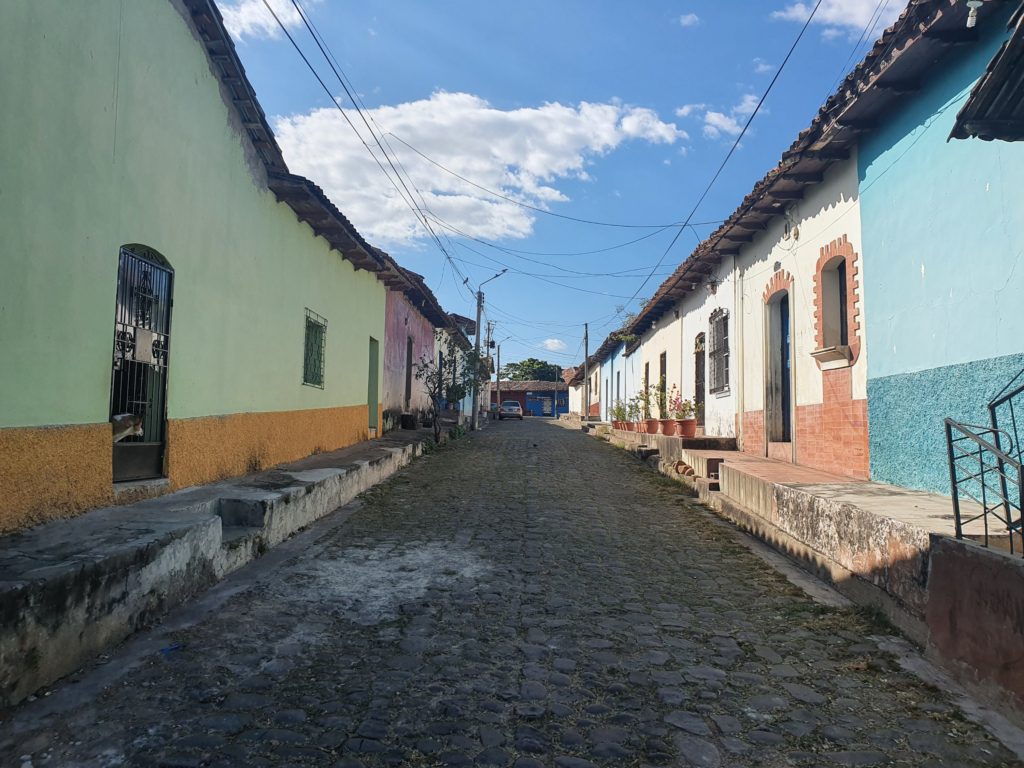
(0, 0), (385, 428)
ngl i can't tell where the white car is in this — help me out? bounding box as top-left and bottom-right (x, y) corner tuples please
(499, 400), (524, 420)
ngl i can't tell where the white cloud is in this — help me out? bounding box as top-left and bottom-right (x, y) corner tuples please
(733, 93), (760, 117)
(701, 93), (760, 139)
(703, 111), (743, 139)
(219, 0), (322, 41)
(753, 57), (774, 74)
(675, 103), (707, 118)
(542, 338), (567, 352)
(772, 0), (902, 40)
(274, 91), (688, 245)
(678, 13), (700, 27)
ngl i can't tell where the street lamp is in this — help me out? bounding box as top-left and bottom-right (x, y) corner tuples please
(471, 270), (507, 430)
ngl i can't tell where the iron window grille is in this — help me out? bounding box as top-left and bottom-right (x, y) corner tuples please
(303, 308), (327, 388)
(709, 309), (730, 394)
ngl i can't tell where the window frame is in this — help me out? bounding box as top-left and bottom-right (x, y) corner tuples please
(302, 308), (327, 388)
(708, 309), (730, 395)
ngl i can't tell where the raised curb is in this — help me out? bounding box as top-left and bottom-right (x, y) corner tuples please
(0, 430), (443, 706)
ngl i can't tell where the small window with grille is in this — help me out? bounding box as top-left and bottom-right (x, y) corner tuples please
(709, 309), (729, 394)
(303, 308), (327, 388)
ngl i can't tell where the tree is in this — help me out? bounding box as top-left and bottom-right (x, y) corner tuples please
(500, 357), (561, 382)
(415, 337), (483, 443)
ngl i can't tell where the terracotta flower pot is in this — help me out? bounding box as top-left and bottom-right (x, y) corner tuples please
(644, 418), (660, 434)
(676, 418), (698, 438)
(624, 421), (635, 432)
(660, 419), (677, 437)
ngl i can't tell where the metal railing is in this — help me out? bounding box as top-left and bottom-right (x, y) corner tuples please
(989, 367), (1024, 466)
(945, 418), (1023, 552)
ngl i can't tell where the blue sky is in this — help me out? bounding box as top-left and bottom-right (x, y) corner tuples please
(218, 0), (901, 369)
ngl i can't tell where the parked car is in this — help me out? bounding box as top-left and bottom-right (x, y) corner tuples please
(499, 400), (524, 420)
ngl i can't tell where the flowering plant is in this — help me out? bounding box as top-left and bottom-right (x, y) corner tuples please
(668, 385), (695, 419)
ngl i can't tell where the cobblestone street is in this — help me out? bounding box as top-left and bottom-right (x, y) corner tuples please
(1, 420), (1016, 767)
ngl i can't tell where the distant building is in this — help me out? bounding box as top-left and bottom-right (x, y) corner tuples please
(490, 381), (569, 417)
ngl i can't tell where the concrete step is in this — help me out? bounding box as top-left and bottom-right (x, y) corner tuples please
(0, 428), (441, 707)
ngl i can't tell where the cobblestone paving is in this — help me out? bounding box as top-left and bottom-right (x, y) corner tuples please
(2, 421), (1017, 767)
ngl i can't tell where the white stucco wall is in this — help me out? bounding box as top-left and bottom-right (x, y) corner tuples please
(735, 154), (866, 420)
(677, 257), (737, 437)
(625, 256), (736, 436)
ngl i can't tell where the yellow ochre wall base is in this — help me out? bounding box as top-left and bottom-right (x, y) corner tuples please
(165, 404), (371, 491)
(0, 424), (113, 534)
(0, 405), (380, 534)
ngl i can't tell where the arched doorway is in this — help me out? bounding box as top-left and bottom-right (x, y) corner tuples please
(110, 245), (173, 482)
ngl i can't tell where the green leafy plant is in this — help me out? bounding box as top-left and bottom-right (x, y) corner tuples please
(626, 396), (641, 422)
(415, 336), (479, 444)
(656, 375), (668, 418)
(610, 400), (628, 422)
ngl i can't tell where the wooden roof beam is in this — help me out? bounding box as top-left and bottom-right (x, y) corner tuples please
(924, 27), (979, 46)
(803, 147), (850, 160)
(770, 190), (804, 201)
(735, 220), (769, 231)
(783, 171), (824, 184)
(875, 79), (920, 95)
(723, 231), (755, 242)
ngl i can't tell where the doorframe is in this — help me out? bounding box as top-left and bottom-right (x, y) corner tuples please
(109, 244), (174, 483)
(762, 271), (796, 462)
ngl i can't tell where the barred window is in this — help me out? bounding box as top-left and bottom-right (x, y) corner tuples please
(303, 308), (327, 388)
(709, 309), (729, 394)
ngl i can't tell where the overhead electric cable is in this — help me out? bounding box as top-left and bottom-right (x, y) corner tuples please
(386, 133), (700, 230)
(606, 0), (826, 329)
(263, 0), (477, 302)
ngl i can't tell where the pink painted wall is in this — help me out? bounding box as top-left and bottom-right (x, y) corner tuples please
(383, 290), (435, 427)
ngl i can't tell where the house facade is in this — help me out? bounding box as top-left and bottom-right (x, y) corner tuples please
(734, 156), (867, 476)
(0, 0), (409, 532)
(859, 1), (1024, 493)
(379, 259), (467, 433)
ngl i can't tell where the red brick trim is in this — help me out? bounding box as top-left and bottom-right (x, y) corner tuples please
(762, 269), (794, 304)
(812, 235), (862, 365)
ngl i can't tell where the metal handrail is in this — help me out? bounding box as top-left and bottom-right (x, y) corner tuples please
(945, 418), (1024, 553)
(988, 369), (1024, 535)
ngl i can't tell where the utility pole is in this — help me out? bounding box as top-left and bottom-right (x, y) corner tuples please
(470, 270), (506, 431)
(583, 323), (590, 420)
(484, 321), (494, 420)
(471, 290), (483, 431)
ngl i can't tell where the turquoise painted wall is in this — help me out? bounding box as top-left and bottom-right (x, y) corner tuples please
(0, 1), (385, 428)
(859, 5), (1024, 493)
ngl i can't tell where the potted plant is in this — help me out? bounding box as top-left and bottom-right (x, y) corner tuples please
(610, 400), (627, 430)
(657, 378), (675, 436)
(625, 397), (640, 431)
(669, 389), (697, 438)
(639, 386), (660, 435)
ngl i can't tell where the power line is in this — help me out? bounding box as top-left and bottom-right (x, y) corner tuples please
(266, 0), (477, 303)
(425, 211), (683, 278)
(608, 0), (826, 328)
(386, 133), (701, 230)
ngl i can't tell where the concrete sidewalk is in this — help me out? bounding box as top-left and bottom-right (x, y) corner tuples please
(0, 427), (445, 707)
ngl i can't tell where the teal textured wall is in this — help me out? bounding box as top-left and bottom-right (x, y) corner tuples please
(859, 6), (1024, 493)
(868, 353), (1024, 494)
